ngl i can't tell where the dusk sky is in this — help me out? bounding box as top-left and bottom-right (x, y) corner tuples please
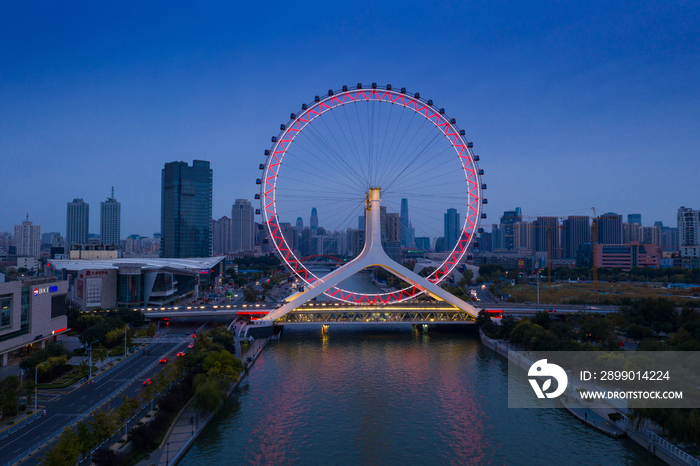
(2, 1), (698, 237)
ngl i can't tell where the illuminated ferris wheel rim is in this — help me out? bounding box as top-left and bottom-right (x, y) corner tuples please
(258, 83), (484, 304)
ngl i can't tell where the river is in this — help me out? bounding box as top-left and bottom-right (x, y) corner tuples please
(179, 325), (662, 465)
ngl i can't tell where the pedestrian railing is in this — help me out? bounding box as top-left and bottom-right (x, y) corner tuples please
(0, 411), (42, 441)
(623, 417), (700, 466)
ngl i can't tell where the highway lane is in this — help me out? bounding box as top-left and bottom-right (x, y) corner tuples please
(1, 319), (209, 465)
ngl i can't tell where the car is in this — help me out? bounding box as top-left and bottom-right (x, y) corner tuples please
(190, 333), (196, 338)
(159, 357), (169, 364)
(143, 378), (152, 385)
(176, 352), (185, 357)
(187, 344), (194, 349)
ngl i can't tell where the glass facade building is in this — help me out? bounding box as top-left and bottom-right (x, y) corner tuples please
(161, 160), (213, 258)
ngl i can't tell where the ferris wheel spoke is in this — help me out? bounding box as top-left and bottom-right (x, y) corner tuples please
(331, 109), (368, 185)
(278, 157), (361, 194)
(294, 128), (367, 188)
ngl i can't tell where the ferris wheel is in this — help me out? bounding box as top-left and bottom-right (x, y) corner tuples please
(257, 83), (485, 305)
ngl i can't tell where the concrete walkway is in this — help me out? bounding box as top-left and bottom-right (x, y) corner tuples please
(560, 396), (625, 438)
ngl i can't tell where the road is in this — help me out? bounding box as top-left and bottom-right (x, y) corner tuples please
(0, 320), (208, 466)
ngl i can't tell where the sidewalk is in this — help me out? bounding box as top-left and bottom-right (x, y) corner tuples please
(136, 337), (270, 466)
(560, 396), (625, 438)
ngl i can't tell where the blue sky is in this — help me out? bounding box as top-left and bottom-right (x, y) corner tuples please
(1, 1), (698, 236)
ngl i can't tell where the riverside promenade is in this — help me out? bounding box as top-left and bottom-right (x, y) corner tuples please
(136, 337), (270, 466)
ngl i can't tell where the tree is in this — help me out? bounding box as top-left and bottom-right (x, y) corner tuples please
(243, 286), (259, 302)
(0, 375), (20, 417)
(192, 375), (225, 413)
(116, 394), (140, 425)
(76, 421), (95, 457)
(40, 428), (81, 466)
(89, 409), (117, 443)
(92, 448), (124, 466)
(203, 350), (241, 384)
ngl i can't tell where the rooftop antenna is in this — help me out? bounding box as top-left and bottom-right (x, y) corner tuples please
(111, 186), (114, 200)
(26, 213), (29, 222)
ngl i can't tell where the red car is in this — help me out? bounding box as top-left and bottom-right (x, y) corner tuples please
(187, 344), (194, 349)
(143, 378), (152, 385)
(190, 333), (197, 338)
(176, 352), (185, 357)
(159, 357), (169, 364)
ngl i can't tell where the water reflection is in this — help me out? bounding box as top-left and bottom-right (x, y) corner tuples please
(180, 326), (663, 466)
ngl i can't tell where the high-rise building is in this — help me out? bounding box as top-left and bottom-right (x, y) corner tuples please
(444, 208), (460, 250)
(66, 198), (89, 247)
(514, 221), (535, 252)
(628, 214), (642, 224)
(623, 222), (642, 244)
(358, 215), (365, 231)
(14, 217), (41, 258)
(160, 160), (213, 258)
(231, 199), (254, 252)
(678, 207), (700, 247)
(100, 188), (121, 246)
(310, 208), (318, 235)
(500, 208), (522, 250)
(400, 198), (413, 247)
(415, 237), (431, 251)
(534, 217), (561, 259)
(478, 232), (492, 252)
(212, 216), (232, 255)
(562, 216), (590, 259)
(597, 213), (623, 245)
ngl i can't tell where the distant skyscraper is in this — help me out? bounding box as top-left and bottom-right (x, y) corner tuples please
(310, 208), (318, 235)
(628, 214), (642, 224)
(14, 216), (41, 258)
(400, 198), (411, 247)
(500, 208), (522, 250)
(678, 206), (700, 247)
(66, 198), (89, 247)
(212, 216), (232, 254)
(358, 215), (365, 231)
(597, 213), (623, 245)
(415, 237), (430, 251)
(534, 217), (561, 259)
(100, 188), (121, 246)
(444, 208), (460, 250)
(562, 216), (590, 259)
(161, 160), (213, 258)
(231, 199), (254, 252)
(296, 217), (304, 232)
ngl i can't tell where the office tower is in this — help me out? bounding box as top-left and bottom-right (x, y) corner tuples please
(623, 222), (642, 244)
(678, 207), (700, 247)
(100, 188), (121, 246)
(296, 217), (304, 232)
(400, 198), (411, 247)
(597, 212), (623, 245)
(415, 237), (431, 251)
(444, 208), (460, 250)
(514, 221), (535, 251)
(491, 224), (502, 250)
(66, 198), (89, 247)
(231, 199), (254, 252)
(212, 216), (232, 255)
(500, 208), (522, 250)
(562, 216), (590, 259)
(386, 213), (401, 243)
(358, 215), (365, 231)
(534, 217), (561, 259)
(310, 208), (318, 235)
(14, 216), (41, 258)
(161, 160), (213, 258)
(279, 222), (296, 251)
(628, 214), (642, 224)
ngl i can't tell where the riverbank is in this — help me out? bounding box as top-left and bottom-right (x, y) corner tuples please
(133, 337), (270, 466)
(478, 329), (700, 466)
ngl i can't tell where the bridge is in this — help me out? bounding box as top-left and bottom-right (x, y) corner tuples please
(137, 302), (618, 320)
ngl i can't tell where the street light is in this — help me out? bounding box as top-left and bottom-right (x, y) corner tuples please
(88, 340), (100, 379)
(124, 326), (128, 356)
(35, 361), (49, 412)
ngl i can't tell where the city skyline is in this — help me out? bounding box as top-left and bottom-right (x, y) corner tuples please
(1, 3), (698, 235)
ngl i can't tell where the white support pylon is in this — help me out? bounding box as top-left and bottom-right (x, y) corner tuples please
(261, 188), (480, 322)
